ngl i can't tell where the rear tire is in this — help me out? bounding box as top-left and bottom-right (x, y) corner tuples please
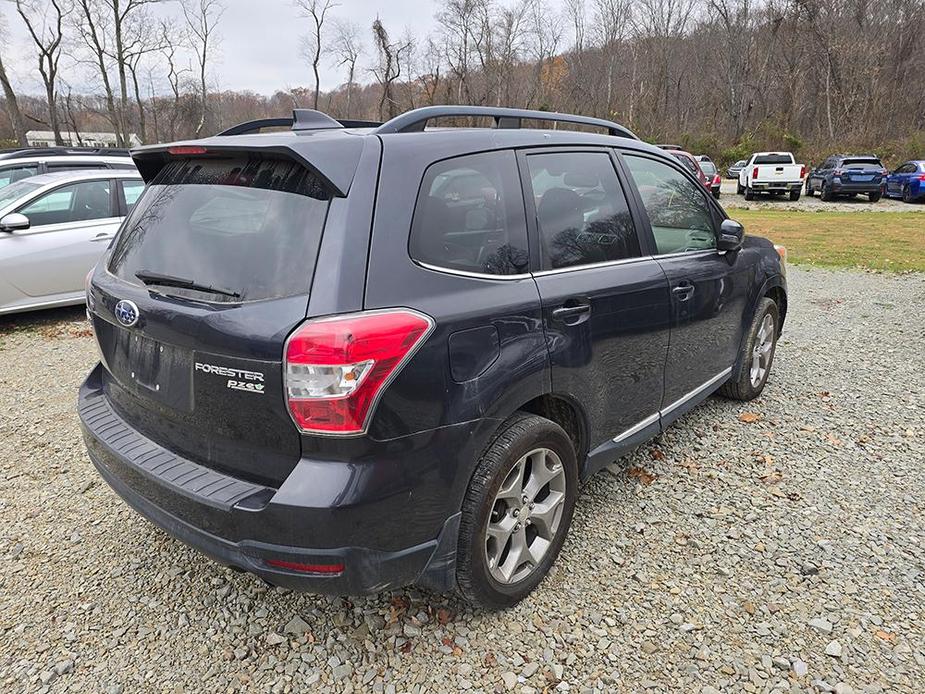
(456, 413), (578, 610)
(712, 189), (721, 200)
(789, 189), (801, 201)
(737, 180), (744, 195)
(744, 186), (754, 200)
(719, 297), (779, 401)
(868, 191), (881, 202)
(820, 182), (833, 201)
(903, 186), (914, 203)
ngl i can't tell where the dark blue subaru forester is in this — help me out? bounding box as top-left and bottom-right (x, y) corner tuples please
(79, 106), (787, 609)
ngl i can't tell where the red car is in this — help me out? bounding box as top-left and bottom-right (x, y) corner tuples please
(659, 146), (710, 189)
(695, 155), (722, 199)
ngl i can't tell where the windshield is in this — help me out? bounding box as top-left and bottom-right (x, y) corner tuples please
(842, 158), (882, 169)
(108, 155), (331, 302)
(754, 154), (794, 165)
(0, 180), (41, 209)
(733, 160), (746, 167)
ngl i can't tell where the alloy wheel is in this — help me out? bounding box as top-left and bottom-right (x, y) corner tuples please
(484, 448), (567, 585)
(750, 313), (775, 387)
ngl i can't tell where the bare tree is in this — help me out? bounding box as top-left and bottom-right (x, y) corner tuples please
(182, 0), (224, 137)
(371, 18), (412, 119)
(15, 0), (69, 145)
(0, 13), (27, 145)
(296, 0), (337, 109)
(331, 19), (362, 115)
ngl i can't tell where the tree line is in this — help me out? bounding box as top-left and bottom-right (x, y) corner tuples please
(1, 0), (923, 165)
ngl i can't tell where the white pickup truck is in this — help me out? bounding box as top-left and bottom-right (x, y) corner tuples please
(737, 152), (806, 201)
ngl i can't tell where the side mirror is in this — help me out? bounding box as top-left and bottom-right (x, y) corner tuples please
(0, 212), (30, 232)
(717, 218), (744, 251)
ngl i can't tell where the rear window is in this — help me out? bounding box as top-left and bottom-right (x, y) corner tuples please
(842, 158), (882, 169)
(670, 152), (698, 173)
(108, 156), (331, 302)
(754, 154), (794, 165)
(699, 161), (717, 175)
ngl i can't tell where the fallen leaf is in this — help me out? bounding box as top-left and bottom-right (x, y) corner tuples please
(743, 601), (756, 615)
(483, 652), (497, 667)
(760, 471), (784, 485)
(739, 412), (761, 423)
(436, 608), (454, 626)
(650, 448), (665, 461)
(399, 641), (412, 653)
(874, 629), (896, 643)
(824, 433), (842, 447)
(627, 467), (656, 486)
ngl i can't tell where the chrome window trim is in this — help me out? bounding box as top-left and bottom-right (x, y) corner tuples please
(414, 260), (532, 281)
(660, 367), (732, 417)
(653, 248), (719, 261)
(532, 255), (654, 277)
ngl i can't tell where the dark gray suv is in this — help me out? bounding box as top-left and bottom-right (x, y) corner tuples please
(80, 106), (787, 609)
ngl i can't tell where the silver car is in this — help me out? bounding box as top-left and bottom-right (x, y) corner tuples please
(0, 170), (143, 315)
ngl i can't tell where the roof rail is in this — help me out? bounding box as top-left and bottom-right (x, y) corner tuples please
(655, 144), (683, 151)
(217, 109), (383, 136)
(0, 146), (132, 160)
(373, 106), (638, 139)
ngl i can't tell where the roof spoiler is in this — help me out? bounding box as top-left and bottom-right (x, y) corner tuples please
(217, 110), (382, 136)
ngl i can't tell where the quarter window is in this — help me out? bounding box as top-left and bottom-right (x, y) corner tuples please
(409, 150), (529, 276)
(120, 179), (145, 212)
(526, 151), (639, 270)
(18, 179), (113, 226)
(623, 155), (716, 255)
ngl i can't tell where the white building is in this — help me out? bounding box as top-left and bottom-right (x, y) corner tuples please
(25, 130), (141, 148)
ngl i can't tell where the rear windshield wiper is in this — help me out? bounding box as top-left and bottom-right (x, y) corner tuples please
(135, 270), (241, 299)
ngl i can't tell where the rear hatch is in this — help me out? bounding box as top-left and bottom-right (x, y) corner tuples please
(89, 153), (332, 487)
(840, 158), (884, 185)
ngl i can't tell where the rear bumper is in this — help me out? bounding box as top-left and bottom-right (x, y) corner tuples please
(79, 364), (468, 595)
(830, 180), (881, 194)
(750, 181), (802, 191)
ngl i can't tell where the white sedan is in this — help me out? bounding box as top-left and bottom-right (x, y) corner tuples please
(0, 169), (143, 315)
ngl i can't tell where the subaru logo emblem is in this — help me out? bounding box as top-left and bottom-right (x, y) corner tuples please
(114, 299), (139, 328)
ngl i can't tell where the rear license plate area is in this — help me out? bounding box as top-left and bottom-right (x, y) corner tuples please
(112, 329), (193, 411)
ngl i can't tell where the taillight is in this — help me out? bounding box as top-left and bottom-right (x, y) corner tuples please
(85, 269), (96, 312)
(167, 145), (207, 155)
(752, 167), (759, 179)
(918, 174), (925, 181)
(713, 174), (721, 185)
(284, 308), (434, 435)
(799, 165), (806, 178)
(265, 559), (344, 574)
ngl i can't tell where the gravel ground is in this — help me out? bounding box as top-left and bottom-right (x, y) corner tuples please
(718, 180), (924, 213)
(0, 266), (923, 694)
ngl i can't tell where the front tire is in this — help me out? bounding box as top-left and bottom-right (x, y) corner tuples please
(456, 413), (578, 610)
(719, 297), (780, 401)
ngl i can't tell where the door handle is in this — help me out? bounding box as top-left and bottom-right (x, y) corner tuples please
(552, 302), (591, 324)
(672, 283), (695, 301)
(92, 233), (114, 242)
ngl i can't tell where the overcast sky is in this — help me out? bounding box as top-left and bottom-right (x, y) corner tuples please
(2, 0), (478, 96)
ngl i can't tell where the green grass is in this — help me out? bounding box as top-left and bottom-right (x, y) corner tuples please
(731, 209), (925, 272)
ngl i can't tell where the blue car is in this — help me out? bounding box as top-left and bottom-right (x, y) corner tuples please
(883, 161), (925, 203)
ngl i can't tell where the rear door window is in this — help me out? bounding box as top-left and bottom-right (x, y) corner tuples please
(525, 151), (639, 269)
(409, 150), (528, 276)
(108, 156), (331, 302)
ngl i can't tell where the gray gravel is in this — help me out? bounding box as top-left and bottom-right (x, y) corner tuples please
(718, 180), (925, 213)
(0, 266), (924, 693)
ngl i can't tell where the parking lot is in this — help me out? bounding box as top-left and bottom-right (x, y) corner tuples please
(719, 180), (925, 213)
(0, 265), (922, 693)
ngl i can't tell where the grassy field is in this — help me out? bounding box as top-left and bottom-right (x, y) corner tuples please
(732, 209), (925, 272)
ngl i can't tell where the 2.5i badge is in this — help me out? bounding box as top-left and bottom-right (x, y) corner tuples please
(195, 361), (265, 395)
